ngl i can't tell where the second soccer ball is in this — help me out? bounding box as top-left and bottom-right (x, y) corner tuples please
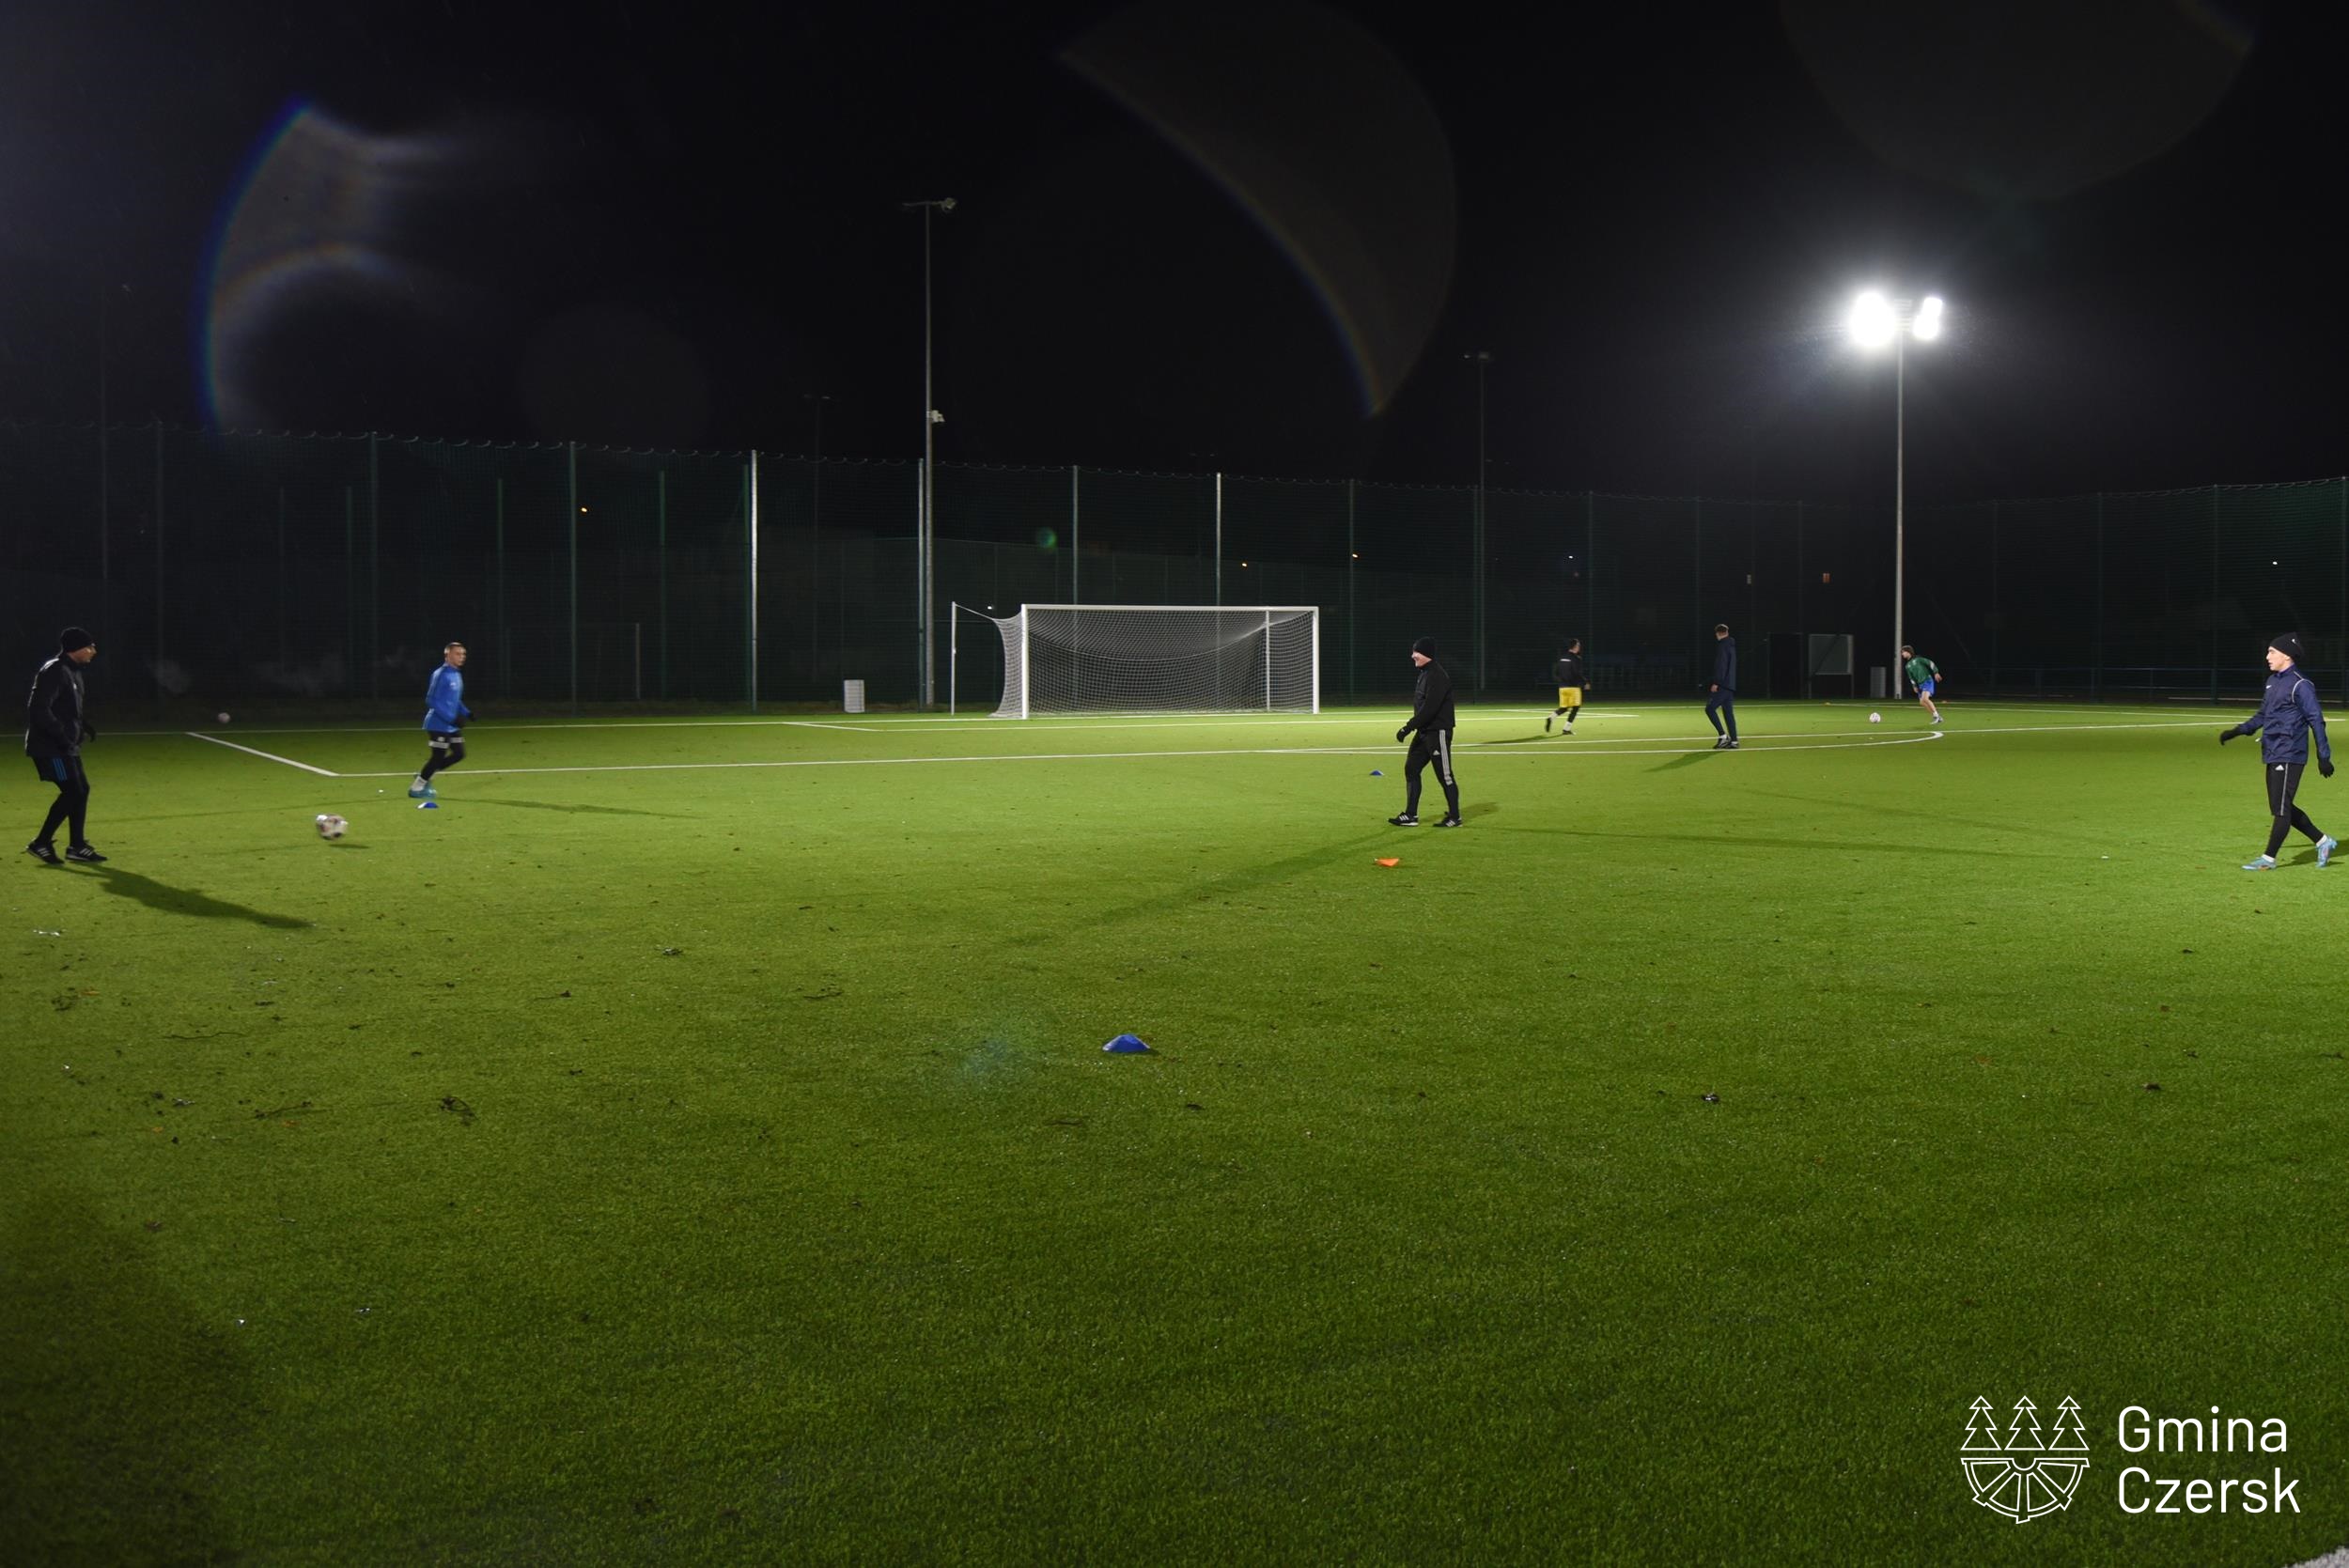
(1868, 712), (1882, 723)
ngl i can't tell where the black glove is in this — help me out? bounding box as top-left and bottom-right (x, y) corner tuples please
(2218, 727), (2237, 744)
(80, 723), (97, 741)
(1395, 727), (1410, 744)
(2323, 756), (2336, 779)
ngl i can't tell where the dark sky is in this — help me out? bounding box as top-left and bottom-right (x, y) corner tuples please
(1, 0), (2339, 506)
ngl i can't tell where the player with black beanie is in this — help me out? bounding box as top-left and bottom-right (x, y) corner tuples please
(2219, 631), (2336, 871)
(1392, 636), (1461, 828)
(23, 627), (105, 864)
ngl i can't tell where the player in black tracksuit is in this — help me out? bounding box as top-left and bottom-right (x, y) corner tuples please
(1705, 623), (1738, 748)
(23, 626), (105, 864)
(1548, 639), (1587, 735)
(1392, 635), (1461, 828)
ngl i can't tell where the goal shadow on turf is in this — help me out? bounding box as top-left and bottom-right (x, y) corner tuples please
(458, 797), (685, 818)
(1004, 828), (1397, 945)
(1492, 825), (2066, 860)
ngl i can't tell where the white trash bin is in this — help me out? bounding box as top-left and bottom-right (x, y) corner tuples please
(843, 678), (866, 714)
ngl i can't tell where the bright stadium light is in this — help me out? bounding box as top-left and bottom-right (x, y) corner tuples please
(1847, 289), (1896, 349)
(1845, 288), (1948, 699)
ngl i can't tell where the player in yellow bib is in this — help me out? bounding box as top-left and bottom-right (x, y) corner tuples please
(1547, 638), (1587, 735)
(1903, 645), (1942, 726)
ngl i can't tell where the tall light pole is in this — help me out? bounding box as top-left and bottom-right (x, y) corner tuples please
(1467, 350), (1491, 691)
(1847, 290), (1943, 698)
(903, 197), (955, 708)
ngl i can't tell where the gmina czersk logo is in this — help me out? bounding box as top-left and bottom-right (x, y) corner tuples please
(1962, 1395), (2092, 1523)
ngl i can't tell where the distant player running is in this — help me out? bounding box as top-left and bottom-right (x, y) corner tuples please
(1547, 638), (1588, 735)
(1902, 644), (1943, 726)
(410, 643), (474, 802)
(2220, 632), (2335, 871)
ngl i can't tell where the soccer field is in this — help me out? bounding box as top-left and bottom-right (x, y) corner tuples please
(7, 699), (2347, 1565)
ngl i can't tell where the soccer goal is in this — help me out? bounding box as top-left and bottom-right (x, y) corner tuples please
(963, 604), (1320, 718)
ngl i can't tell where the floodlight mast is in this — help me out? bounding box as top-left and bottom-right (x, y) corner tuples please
(1848, 290), (1945, 698)
(904, 197), (956, 708)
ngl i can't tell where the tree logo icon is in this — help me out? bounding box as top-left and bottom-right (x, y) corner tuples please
(1960, 1396), (2091, 1523)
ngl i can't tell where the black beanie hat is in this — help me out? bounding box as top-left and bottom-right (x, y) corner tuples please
(2271, 632), (2306, 664)
(1412, 636), (1437, 657)
(58, 627), (94, 653)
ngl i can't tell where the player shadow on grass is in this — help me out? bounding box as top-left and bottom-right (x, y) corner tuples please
(459, 798), (683, 818)
(1649, 749), (1723, 772)
(87, 867), (310, 929)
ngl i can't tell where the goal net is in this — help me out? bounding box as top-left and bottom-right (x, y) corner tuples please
(985, 604), (1319, 718)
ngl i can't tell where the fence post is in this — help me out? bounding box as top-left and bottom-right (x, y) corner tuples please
(568, 442), (579, 713)
(1990, 501), (1999, 697)
(1214, 472), (1223, 607)
(152, 421), (164, 703)
(275, 487), (288, 667)
(2210, 484), (2220, 703)
(1071, 465), (1081, 604)
(749, 448), (760, 713)
(494, 478), (507, 695)
(344, 488), (356, 697)
(656, 470), (668, 700)
(367, 432), (380, 701)
(1585, 490), (1597, 691)
(1346, 477), (1357, 706)
(2093, 493), (2104, 700)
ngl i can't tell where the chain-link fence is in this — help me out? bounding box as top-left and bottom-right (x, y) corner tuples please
(8, 421), (2336, 714)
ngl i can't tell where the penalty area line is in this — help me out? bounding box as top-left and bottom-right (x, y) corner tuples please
(184, 732), (339, 776)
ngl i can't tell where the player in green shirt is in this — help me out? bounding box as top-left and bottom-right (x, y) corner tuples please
(1902, 645), (1942, 726)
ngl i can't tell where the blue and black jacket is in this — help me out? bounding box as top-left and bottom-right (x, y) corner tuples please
(424, 663), (472, 734)
(2231, 665), (2331, 767)
(23, 657), (88, 759)
(1711, 636), (1737, 694)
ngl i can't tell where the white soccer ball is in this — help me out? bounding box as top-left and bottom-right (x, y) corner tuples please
(1868, 712), (1882, 723)
(217, 712), (231, 723)
(316, 814), (349, 841)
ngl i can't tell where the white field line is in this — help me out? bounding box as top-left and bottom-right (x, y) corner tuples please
(184, 732), (339, 776)
(323, 716), (2233, 781)
(336, 733), (1949, 779)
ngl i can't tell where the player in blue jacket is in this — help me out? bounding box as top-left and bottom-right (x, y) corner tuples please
(410, 643), (474, 801)
(2219, 632), (2336, 870)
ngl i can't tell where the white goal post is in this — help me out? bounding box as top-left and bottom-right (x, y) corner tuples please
(965, 604), (1320, 718)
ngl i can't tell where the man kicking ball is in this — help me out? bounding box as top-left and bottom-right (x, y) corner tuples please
(1903, 644), (1944, 726)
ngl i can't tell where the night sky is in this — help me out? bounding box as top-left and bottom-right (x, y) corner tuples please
(1, 0), (2338, 507)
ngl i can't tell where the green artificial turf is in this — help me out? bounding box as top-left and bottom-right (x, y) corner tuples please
(5, 699), (2347, 1565)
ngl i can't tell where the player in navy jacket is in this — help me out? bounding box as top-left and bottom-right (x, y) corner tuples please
(23, 627), (104, 863)
(2220, 632), (2335, 870)
(409, 643), (474, 801)
(1704, 624), (1738, 749)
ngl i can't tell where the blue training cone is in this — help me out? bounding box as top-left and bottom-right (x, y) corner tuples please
(1102, 1033), (1152, 1054)
(418, 800), (439, 811)
(1370, 769), (1383, 776)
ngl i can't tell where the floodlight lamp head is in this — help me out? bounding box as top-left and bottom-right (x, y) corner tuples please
(1911, 294), (1946, 341)
(1847, 289), (1896, 349)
